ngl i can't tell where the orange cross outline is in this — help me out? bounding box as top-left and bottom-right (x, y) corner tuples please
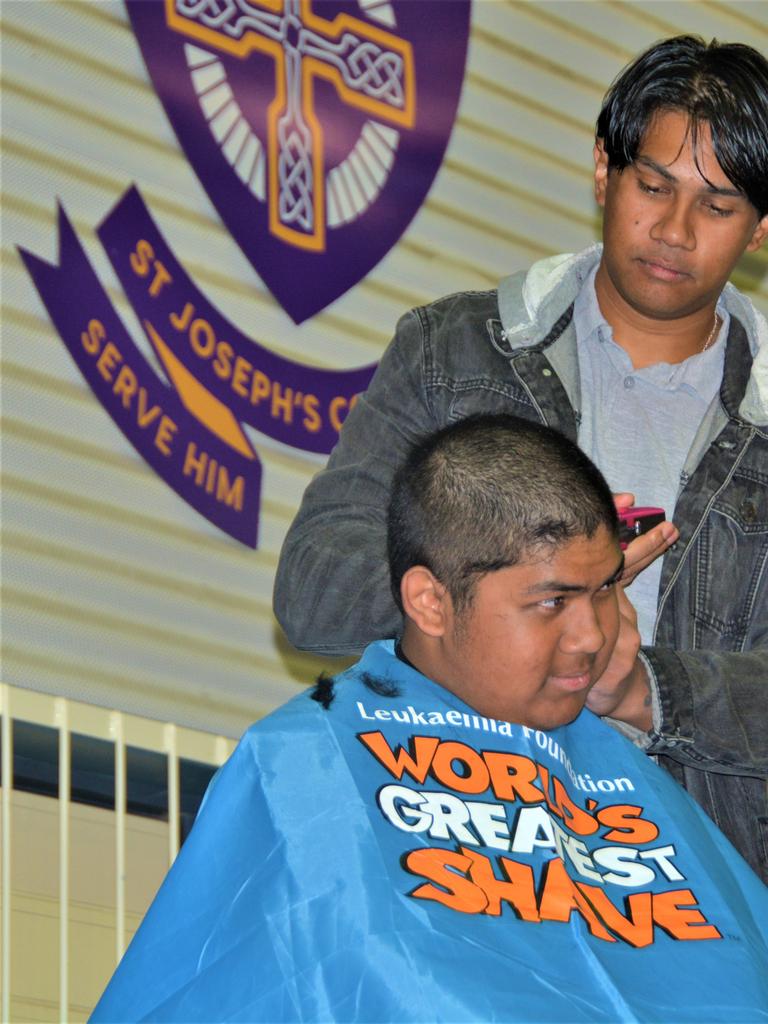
(166, 0), (416, 251)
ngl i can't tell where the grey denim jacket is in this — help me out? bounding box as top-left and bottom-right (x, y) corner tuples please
(274, 247), (768, 881)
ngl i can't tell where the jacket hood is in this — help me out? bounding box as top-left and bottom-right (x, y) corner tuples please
(497, 245), (768, 426)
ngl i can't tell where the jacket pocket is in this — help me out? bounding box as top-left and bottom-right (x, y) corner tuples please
(691, 469), (768, 650)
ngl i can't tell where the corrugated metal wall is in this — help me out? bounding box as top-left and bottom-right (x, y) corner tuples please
(2, 0), (767, 738)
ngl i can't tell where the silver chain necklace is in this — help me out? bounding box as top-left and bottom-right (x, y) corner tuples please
(701, 312), (721, 353)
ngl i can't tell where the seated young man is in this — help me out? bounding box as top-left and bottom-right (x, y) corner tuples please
(92, 416), (767, 1024)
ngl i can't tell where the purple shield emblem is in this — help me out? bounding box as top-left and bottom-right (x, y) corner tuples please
(127, 0), (471, 323)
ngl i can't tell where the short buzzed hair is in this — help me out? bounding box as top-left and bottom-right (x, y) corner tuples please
(387, 415), (619, 614)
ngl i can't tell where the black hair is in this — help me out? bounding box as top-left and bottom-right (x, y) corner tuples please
(596, 35), (768, 217)
(310, 673), (336, 710)
(387, 414), (619, 615)
(310, 671), (400, 710)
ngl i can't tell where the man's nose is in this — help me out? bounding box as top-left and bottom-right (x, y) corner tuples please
(649, 196), (696, 250)
(560, 603), (606, 656)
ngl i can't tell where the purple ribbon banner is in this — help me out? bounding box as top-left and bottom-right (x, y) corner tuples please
(20, 202), (262, 547)
(21, 187), (380, 547)
(98, 186), (376, 455)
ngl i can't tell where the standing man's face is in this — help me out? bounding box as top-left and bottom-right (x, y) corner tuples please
(594, 109), (768, 324)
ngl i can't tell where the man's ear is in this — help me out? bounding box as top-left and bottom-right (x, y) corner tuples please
(746, 213), (768, 253)
(593, 138), (610, 207)
(400, 566), (451, 638)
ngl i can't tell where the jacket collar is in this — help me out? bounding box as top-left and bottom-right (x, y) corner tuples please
(497, 245), (767, 426)
(720, 282), (768, 426)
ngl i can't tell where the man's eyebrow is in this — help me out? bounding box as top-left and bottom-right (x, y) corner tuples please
(635, 155), (677, 183)
(524, 556), (625, 596)
(524, 580), (585, 595)
(606, 556), (625, 586)
(634, 155), (744, 198)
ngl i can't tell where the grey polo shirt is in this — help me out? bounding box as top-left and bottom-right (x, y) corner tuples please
(574, 267), (728, 644)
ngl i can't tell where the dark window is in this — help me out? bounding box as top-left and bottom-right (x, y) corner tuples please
(1, 716), (218, 843)
(12, 720), (59, 798)
(71, 733), (115, 810)
(180, 758), (217, 842)
(127, 746), (168, 820)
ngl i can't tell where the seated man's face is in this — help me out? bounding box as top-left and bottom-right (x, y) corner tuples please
(437, 525), (622, 731)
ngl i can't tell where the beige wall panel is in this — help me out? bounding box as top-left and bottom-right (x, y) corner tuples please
(2, 0), (766, 738)
(6, 789), (171, 1021)
(473, 2), (631, 86)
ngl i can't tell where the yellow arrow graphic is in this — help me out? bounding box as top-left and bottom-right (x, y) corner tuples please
(144, 320), (256, 460)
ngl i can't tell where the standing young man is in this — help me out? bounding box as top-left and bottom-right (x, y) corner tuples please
(273, 36), (768, 880)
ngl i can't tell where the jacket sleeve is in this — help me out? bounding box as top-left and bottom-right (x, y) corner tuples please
(273, 308), (436, 655)
(643, 644), (768, 777)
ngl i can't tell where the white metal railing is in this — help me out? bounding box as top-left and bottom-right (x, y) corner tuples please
(0, 682), (236, 1023)
(57, 698), (70, 1021)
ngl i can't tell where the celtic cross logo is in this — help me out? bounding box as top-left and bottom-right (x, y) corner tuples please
(167, 0), (415, 251)
(127, 0), (470, 321)
(22, 1), (469, 545)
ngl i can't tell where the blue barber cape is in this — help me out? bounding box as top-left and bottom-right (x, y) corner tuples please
(92, 641), (768, 1022)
